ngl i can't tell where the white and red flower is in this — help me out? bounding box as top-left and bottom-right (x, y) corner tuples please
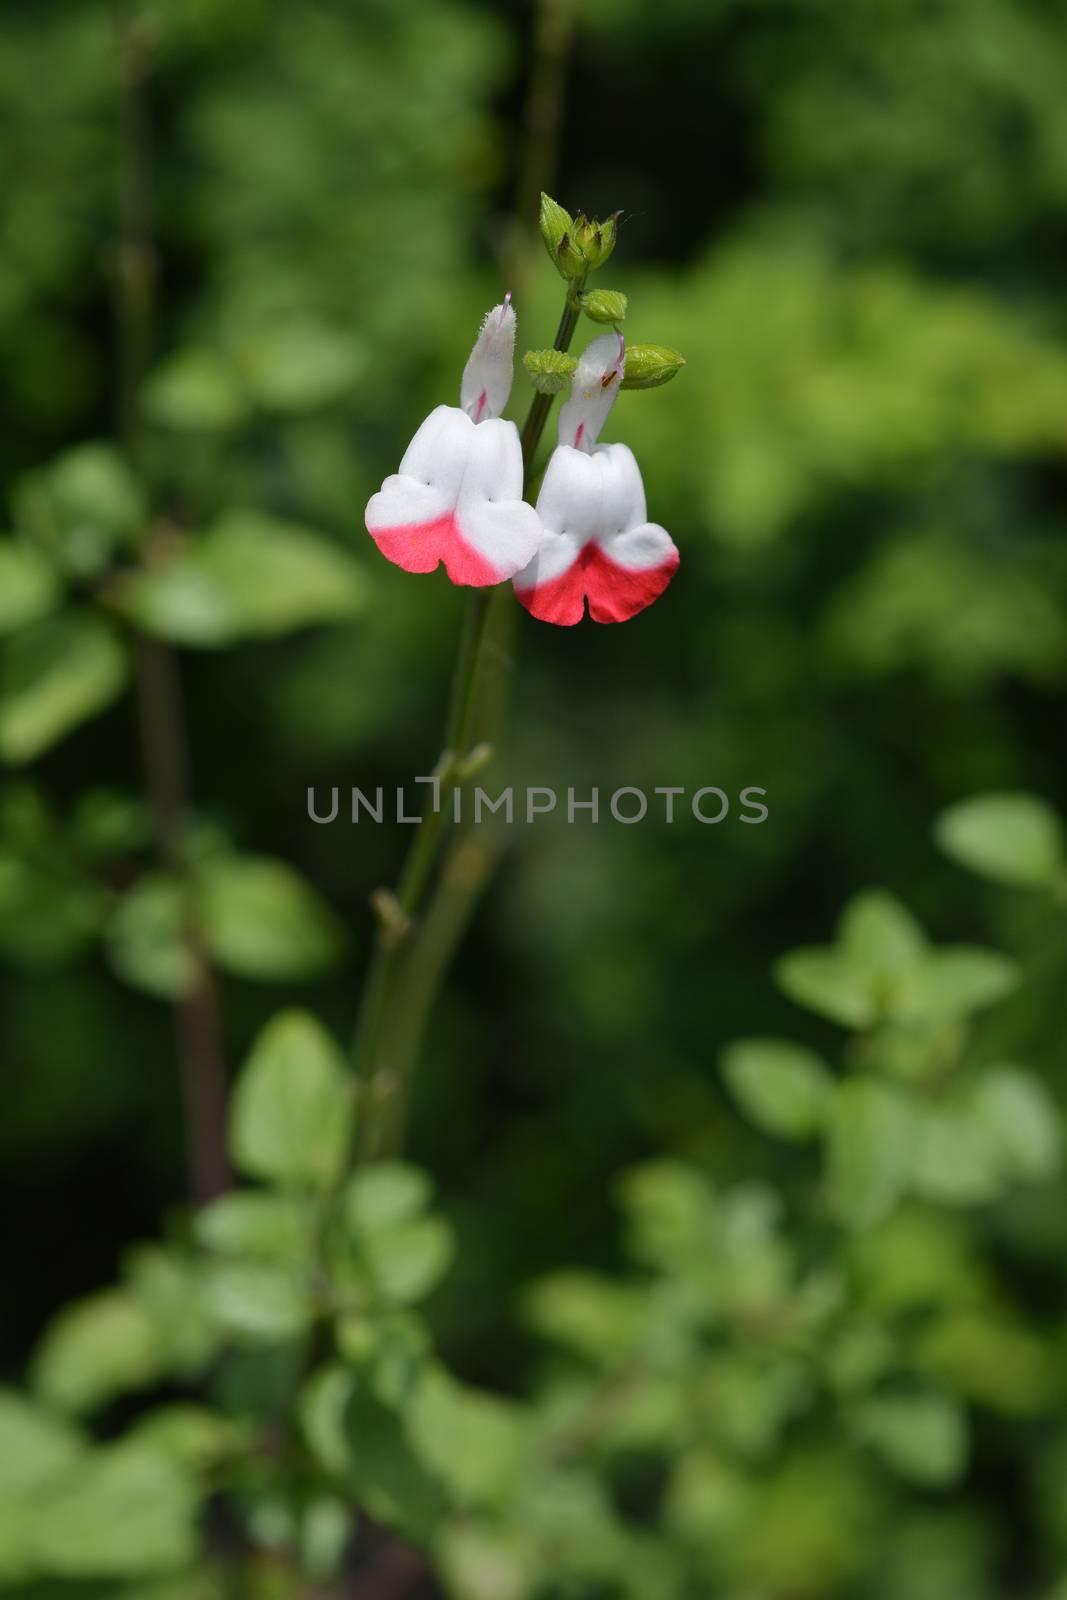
(365, 299), (542, 587)
(513, 333), (679, 625)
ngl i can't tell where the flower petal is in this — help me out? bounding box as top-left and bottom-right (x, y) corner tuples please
(513, 442), (678, 624)
(365, 406), (542, 586)
(460, 298), (516, 422)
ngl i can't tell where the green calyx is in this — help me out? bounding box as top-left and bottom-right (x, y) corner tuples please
(540, 193), (620, 281)
(523, 349), (579, 395)
(579, 289), (627, 325)
(620, 343), (686, 390)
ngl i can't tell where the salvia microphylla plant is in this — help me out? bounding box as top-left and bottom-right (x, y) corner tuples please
(365, 194), (684, 626)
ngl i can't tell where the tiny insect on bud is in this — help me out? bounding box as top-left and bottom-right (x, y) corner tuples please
(619, 343), (686, 391)
(523, 349), (580, 394)
(579, 289), (628, 325)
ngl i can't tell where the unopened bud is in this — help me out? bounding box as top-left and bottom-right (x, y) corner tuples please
(579, 289), (627, 325)
(573, 211), (618, 271)
(620, 343), (686, 391)
(540, 193), (585, 279)
(523, 349), (579, 394)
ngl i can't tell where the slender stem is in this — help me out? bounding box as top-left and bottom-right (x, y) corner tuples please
(352, 275), (585, 1159)
(114, 0), (230, 1203)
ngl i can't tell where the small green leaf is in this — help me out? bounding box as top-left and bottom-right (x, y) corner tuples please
(827, 1080), (914, 1230)
(851, 1391), (968, 1486)
(774, 947), (878, 1029)
(32, 1290), (162, 1416)
(235, 321), (367, 412)
(345, 1163), (432, 1233)
(910, 1100), (1005, 1206)
(196, 1191), (310, 1260)
(840, 891), (927, 976)
(0, 611), (127, 763)
(0, 1390), (83, 1502)
(0, 848), (103, 968)
(411, 1365), (527, 1507)
(522, 1272), (646, 1365)
(363, 1217), (454, 1307)
(721, 1038), (834, 1141)
(14, 444), (145, 578)
(204, 1260), (312, 1341)
(128, 1404), (243, 1470)
(0, 540), (61, 635)
(936, 792), (1067, 890)
(26, 1443), (199, 1576)
(907, 947), (1020, 1024)
(342, 1383), (447, 1544)
(146, 347), (247, 431)
(122, 510), (369, 647)
(230, 1009), (351, 1189)
(107, 874), (197, 999)
(198, 853), (347, 980)
(973, 1066), (1064, 1184)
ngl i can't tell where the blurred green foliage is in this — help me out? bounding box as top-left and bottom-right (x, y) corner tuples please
(3, 0), (1067, 1594)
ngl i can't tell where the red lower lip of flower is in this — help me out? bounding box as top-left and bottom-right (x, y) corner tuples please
(369, 514), (503, 588)
(515, 542), (679, 626)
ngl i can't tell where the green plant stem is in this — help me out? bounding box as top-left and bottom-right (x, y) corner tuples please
(351, 278), (585, 1158)
(114, 0), (230, 1203)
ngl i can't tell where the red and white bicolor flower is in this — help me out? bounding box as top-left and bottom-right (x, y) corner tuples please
(513, 332), (679, 625)
(365, 298), (543, 587)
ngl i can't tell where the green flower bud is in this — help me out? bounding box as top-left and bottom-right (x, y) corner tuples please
(620, 343), (686, 390)
(523, 348), (579, 394)
(540, 194), (621, 279)
(575, 211), (618, 271)
(539, 192), (572, 256)
(579, 289), (627, 325)
(540, 192), (584, 279)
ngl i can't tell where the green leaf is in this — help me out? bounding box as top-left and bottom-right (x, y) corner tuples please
(128, 1404), (243, 1470)
(840, 891), (927, 976)
(235, 321), (368, 412)
(32, 1289), (163, 1416)
(345, 1162), (432, 1233)
(363, 1217), (454, 1307)
(410, 1365), (527, 1508)
(0, 1390), (83, 1502)
(204, 1259), (313, 1340)
(523, 1272), (647, 1365)
(0, 540), (61, 634)
(774, 947), (878, 1029)
(936, 792), (1067, 890)
(721, 1038), (834, 1141)
(107, 874), (197, 999)
(910, 1100), (1006, 1206)
(196, 1191), (310, 1260)
(197, 853), (347, 980)
(972, 1066), (1064, 1184)
(342, 1382), (447, 1544)
(0, 847), (103, 968)
(14, 444), (145, 579)
(826, 1080), (914, 1230)
(146, 347), (247, 431)
(851, 1391), (968, 1486)
(122, 509), (369, 647)
(25, 1443), (199, 1577)
(230, 1009), (352, 1189)
(615, 1159), (713, 1269)
(0, 611), (127, 763)
(907, 947), (1020, 1024)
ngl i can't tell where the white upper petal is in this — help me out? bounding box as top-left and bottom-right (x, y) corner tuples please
(460, 300), (516, 422)
(556, 331), (624, 452)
